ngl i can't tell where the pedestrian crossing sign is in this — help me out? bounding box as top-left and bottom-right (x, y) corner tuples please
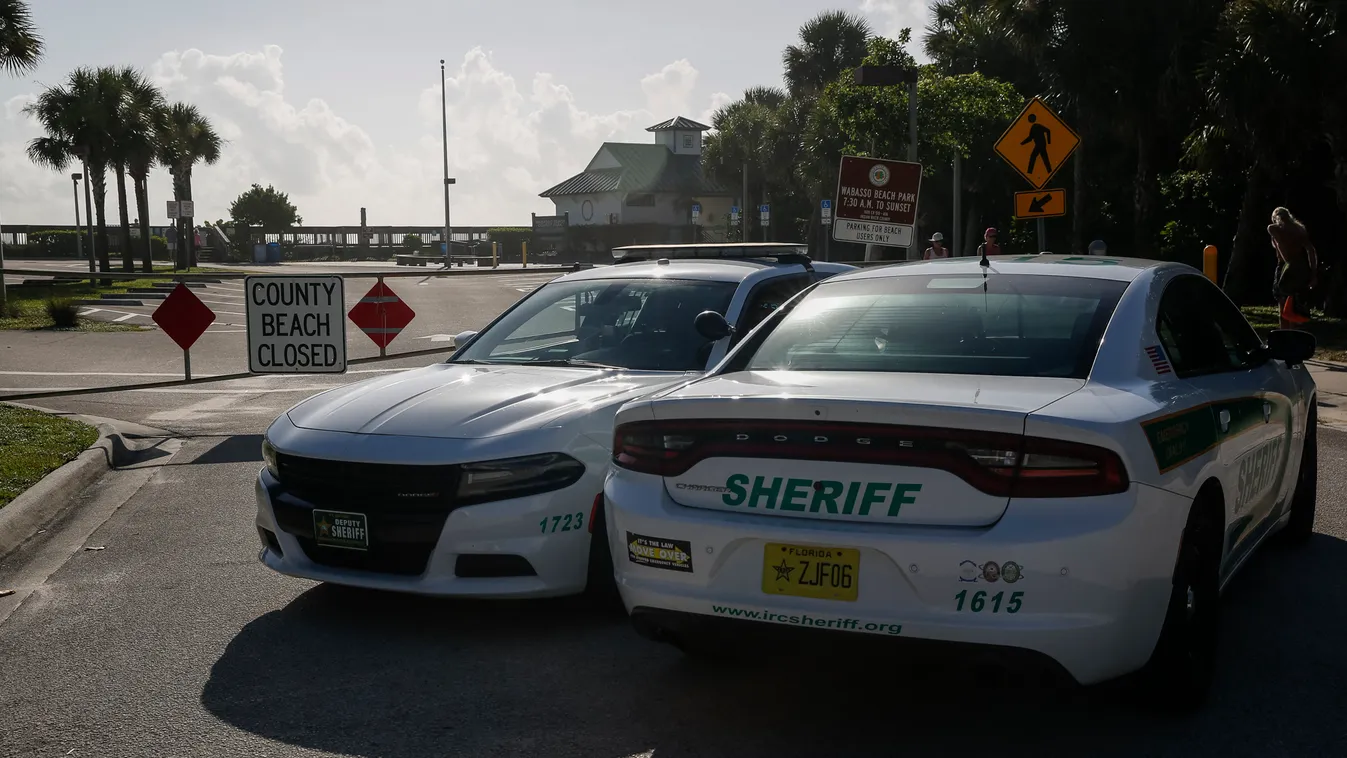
(994, 97), (1080, 190)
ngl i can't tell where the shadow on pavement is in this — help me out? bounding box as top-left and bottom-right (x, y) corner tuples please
(181, 434), (264, 466)
(201, 533), (1347, 758)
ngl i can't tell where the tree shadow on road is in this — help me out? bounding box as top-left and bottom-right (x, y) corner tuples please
(201, 531), (1347, 758)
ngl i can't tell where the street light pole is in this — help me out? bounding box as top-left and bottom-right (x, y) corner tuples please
(440, 59), (453, 265)
(80, 151), (96, 280)
(71, 173), (85, 266)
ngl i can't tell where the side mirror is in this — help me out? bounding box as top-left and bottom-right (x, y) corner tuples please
(1266, 329), (1315, 365)
(694, 310), (734, 341)
(452, 330), (478, 348)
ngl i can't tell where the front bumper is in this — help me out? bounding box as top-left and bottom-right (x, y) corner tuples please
(605, 470), (1193, 685)
(255, 468), (601, 598)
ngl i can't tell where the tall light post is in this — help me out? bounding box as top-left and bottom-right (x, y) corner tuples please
(78, 147), (97, 281)
(440, 59), (453, 265)
(71, 173), (86, 267)
(853, 64), (919, 262)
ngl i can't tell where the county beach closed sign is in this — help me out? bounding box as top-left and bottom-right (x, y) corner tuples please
(245, 275), (347, 374)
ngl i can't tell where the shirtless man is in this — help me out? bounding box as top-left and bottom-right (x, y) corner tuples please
(1268, 207), (1318, 328)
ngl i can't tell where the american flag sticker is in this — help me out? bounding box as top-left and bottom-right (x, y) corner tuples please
(1146, 345), (1172, 375)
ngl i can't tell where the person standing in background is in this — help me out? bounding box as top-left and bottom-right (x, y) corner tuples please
(976, 228), (1002, 258)
(1268, 207), (1317, 328)
(924, 232), (950, 260)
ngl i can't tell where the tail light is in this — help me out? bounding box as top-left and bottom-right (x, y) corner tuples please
(612, 420), (1127, 498)
(588, 493), (602, 534)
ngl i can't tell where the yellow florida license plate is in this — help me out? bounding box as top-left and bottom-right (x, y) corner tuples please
(762, 543), (860, 602)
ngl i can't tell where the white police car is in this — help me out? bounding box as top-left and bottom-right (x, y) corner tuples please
(255, 244), (853, 598)
(605, 255), (1317, 709)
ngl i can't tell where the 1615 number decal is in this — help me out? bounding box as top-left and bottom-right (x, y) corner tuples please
(540, 512), (584, 533)
(954, 590), (1023, 614)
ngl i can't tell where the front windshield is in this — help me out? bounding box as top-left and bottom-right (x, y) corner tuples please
(454, 277), (737, 371)
(740, 274), (1126, 379)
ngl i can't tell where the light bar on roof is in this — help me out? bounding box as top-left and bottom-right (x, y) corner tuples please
(611, 243), (809, 261)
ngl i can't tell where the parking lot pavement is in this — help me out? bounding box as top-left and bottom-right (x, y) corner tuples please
(0, 418), (1344, 756)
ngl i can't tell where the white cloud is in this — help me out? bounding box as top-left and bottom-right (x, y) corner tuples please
(860, 0), (933, 56)
(0, 46), (725, 226)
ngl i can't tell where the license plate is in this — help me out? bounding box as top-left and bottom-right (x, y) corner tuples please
(762, 543), (860, 602)
(313, 509), (369, 551)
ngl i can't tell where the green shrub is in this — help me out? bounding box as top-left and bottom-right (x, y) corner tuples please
(30, 230), (84, 257)
(487, 227), (533, 259)
(4, 299), (22, 319)
(402, 233), (423, 251)
(150, 235), (169, 261)
(45, 297), (80, 328)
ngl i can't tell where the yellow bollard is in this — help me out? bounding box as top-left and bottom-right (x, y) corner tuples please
(492, 241), (499, 269)
(522, 241), (528, 269)
(1203, 244), (1218, 283)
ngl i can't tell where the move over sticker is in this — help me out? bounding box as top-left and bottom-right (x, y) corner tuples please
(627, 532), (693, 573)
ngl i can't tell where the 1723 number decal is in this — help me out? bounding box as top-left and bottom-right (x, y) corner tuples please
(540, 512), (584, 533)
(954, 590), (1023, 614)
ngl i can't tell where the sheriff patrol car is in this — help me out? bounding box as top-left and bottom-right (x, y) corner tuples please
(255, 244), (852, 598)
(604, 255), (1318, 710)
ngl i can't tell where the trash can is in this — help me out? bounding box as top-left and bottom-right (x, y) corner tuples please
(267, 242), (281, 263)
(253, 244), (267, 263)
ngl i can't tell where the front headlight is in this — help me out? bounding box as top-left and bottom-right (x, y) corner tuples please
(456, 453), (586, 504)
(261, 439), (280, 479)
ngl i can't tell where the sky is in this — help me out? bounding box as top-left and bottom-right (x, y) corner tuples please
(0, 0), (932, 228)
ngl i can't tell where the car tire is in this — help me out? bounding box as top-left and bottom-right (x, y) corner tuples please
(1137, 498), (1221, 713)
(1281, 410), (1318, 544)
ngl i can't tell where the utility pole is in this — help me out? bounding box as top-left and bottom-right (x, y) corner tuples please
(440, 60), (453, 264)
(854, 65), (920, 262)
(741, 161), (749, 243)
(952, 154), (962, 257)
(71, 173), (85, 265)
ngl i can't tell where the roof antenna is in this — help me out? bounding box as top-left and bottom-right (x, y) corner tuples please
(979, 245), (990, 269)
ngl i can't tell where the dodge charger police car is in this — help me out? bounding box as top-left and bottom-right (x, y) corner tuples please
(604, 255), (1317, 709)
(255, 244), (852, 598)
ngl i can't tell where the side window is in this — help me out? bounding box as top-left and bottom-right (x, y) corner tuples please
(1156, 276), (1262, 377)
(733, 275), (809, 344)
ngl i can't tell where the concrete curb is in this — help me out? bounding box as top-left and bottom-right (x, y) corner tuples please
(0, 409), (169, 563)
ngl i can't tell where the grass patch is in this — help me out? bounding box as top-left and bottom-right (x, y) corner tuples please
(0, 276), (178, 332)
(0, 405), (99, 509)
(1242, 306), (1347, 363)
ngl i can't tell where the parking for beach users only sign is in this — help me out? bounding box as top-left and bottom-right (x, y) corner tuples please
(245, 275), (347, 374)
(832, 155), (922, 247)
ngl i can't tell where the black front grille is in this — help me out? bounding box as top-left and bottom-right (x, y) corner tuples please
(455, 554), (537, 578)
(295, 536), (435, 576)
(275, 453), (459, 503)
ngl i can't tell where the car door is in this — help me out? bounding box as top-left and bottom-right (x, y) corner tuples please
(1155, 275), (1296, 571)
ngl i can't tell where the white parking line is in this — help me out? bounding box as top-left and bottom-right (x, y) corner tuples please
(113, 314), (137, 322)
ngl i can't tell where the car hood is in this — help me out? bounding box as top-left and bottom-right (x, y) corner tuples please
(286, 363), (694, 439)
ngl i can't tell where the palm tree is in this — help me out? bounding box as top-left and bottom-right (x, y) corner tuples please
(0, 0), (43, 75)
(157, 103), (221, 269)
(782, 10), (871, 99)
(25, 67), (117, 281)
(111, 68), (166, 272)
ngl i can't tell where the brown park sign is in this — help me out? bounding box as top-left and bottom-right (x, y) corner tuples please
(832, 156), (923, 247)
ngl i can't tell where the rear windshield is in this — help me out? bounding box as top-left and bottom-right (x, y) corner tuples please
(739, 273), (1127, 379)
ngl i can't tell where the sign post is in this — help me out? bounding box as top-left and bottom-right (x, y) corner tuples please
(151, 283), (216, 380)
(759, 204), (770, 241)
(730, 206), (741, 241)
(245, 275), (347, 374)
(348, 278), (416, 358)
(832, 156), (922, 250)
(820, 199), (833, 261)
(995, 97), (1080, 253)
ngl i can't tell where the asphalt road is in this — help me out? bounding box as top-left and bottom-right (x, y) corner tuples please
(2, 262), (1347, 756)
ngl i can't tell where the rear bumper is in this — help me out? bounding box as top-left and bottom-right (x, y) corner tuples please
(605, 470), (1193, 686)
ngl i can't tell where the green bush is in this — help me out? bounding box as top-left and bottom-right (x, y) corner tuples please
(45, 297), (80, 328)
(402, 233), (423, 251)
(487, 227), (533, 259)
(4, 300), (22, 320)
(30, 230), (84, 257)
(150, 235), (169, 261)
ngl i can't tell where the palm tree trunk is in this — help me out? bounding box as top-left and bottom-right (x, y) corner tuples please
(91, 170), (112, 286)
(134, 175), (152, 272)
(1222, 157), (1269, 306)
(114, 165), (134, 272)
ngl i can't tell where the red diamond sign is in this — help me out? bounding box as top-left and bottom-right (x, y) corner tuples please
(152, 283), (216, 350)
(348, 281), (415, 348)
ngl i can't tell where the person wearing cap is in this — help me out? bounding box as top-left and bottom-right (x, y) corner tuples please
(976, 228), (1002, 258)
(923, 232), (950, 260)
(1087, 239), (1108, 256)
